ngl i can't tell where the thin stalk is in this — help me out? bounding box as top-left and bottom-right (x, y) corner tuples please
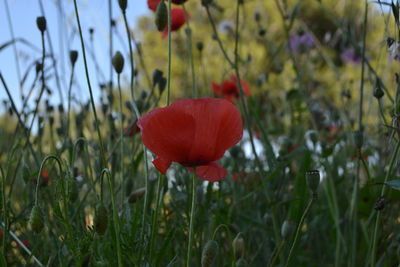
(122, 10), (139, 110)
(149, 174), (165, 260)
(186, 173), (196, 267)
(167, 0), (172, 105)
(351, 3), (368, 265)
(0, 72), (40, 167)
(0, 165), (7, 254)
(370, 139), (400, 266)
(73, 0), (107, 169)
(66, 64), (75, 138)
(109, 0), (113, 92)
(117, 75), (124, 205)
(102, 169), (123, 267)
(285, 194), (317, 267)
(183, 4), (197, 98)
(269, 239), (285, 267)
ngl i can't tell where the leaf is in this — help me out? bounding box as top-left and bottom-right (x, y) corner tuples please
(384, 180), (400, 190)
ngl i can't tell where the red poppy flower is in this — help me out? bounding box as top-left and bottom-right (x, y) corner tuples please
(32, 169), (49, 187)
(148, 0), (189, 12)
(212, 75), (251, 102)
(161, 8), (187, 39)
(137, 98), (243, 182)
(124, 120), (140, 137)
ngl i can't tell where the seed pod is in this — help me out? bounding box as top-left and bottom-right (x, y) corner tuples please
(36, 16), (46, 33)
(152, 69), (163, 86)
(128, 187), (146, 203)
(158, 77), (167, 95)
(69, 50), (78, 66)
(94, 204), (108, 235)
(306, 170), (320, 193)
(196, 42), (204, 52)
(155, 1), (168, 32)
(254, 12), (261, 22)
(232, 235), (244, 258)
(118, 0), (127, 11)
(236, 258), (248, 267)
(29, 205), (44, 233)
(112, 51), (124, 74)
(201, 240), (218, 267)
(281, 220), (295, 239)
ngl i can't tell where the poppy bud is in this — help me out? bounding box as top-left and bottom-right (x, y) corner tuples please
(118, 0), (127, 11)
(94, 204), (108, 235)
(152, 69), (164, 86)
(112, 51), (124, 74)
(306, 170), (320, 194)
(201, 240), (218, 267)
(36, 16), (46, 33)
(29, 205), (44, 233)
(373, 80), (384, 99)
(258, 29), (266, 36)
(155, 1), (168, 32)
(158, 77), (167, 95)
(196, 42), (204, 52)
(236, 258), (248, 267)
(254, 12), (261, 22)
(232, 235), (244, 258)
(353, 130), (363, 149)
(69, 50), (78, 66)
(128, 187), (146, 203)
(201, 0), (213, 6)
(281, 220), (295, 239)
(36, 62), (43, 74)
(89, 28), (94, 35)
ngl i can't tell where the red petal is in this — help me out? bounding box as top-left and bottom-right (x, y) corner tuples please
(195, 162), (227, 182)
(147, 0), (161, 11)
(138, 103), (195, 163)
(212, 82), (221, 95)
(184, 98), (243, 163)
(153, 157), (172, 174)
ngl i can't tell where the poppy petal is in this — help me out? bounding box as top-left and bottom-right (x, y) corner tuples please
(184, 98), (243, 163)
(138, 103), (195, 163)
(147, 0), (161, 11)
(153, 157), (172, 174)
(195, 162), (227, 182)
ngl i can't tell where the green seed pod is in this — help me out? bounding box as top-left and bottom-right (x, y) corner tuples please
(29, 205), (44, 233)
(94, 204), (108, 235)
(306, 170), (320, 193)
(281, 220), (295, 239)
(232, 235), (245, 258)
(118, 0), (127, 11)
(236, 258), (248, 267)
(201, 240), (218, 267)
(69, 50), (78, 66)
(152, 69), (163, 86)
(112, 51), (124, 74)
(36, 16), (46, 33)
(353, 130), (363, 149)
(128, 187), (146, 203)
(373, 86), (384, 99)
(196, 42), (204, 52)
(155, 1), (168, 32)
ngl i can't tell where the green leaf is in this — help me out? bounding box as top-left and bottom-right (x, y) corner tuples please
(384, 180), (400, 190)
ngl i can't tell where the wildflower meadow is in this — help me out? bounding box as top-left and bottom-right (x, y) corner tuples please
(1, 0), (400, 266)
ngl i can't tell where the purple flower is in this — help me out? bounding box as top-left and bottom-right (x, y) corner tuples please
(289, 33), (315, 54)
(340, 48), (361, 65)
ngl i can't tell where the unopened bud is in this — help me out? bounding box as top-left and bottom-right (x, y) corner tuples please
(29, 205), (44, 233)
(128, 187), (146, 203)
(152, 69), (163, 86)
(118, 0), (127, 11)
(196, 42), (204, 52)
(36, 16), (46, 33)
(201, 240), (218, 267)
(94, 204), (108, 235)
(69, 50), (78, 66)
(155, 1), (168, 32)
(112, 51), (124, 74)
(232, 235), (244, 258)
(254, 12), (261, 22)
(306, 170), (320, 193)
(373, 79), (384, 99)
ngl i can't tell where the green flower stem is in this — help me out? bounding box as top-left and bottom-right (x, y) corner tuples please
(108, 0), (113, 94)
(149, 174), (165, 260)
(117, 75), (124, 206)
(73, 0), (107, 169)
(186, 173), (196, 267)
(102, 169), (123, 267)
(182, 4), (197, 98)
(370, 139), (400, 266)
(269, 239), (285, 267)
(284, 194), (317, 267)
(66, 64), (75, 138)
(0, 165), (7, 254)
(167, 0), (172, 105)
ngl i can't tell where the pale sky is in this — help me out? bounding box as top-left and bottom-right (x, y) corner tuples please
(0, 0), (149, 112)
